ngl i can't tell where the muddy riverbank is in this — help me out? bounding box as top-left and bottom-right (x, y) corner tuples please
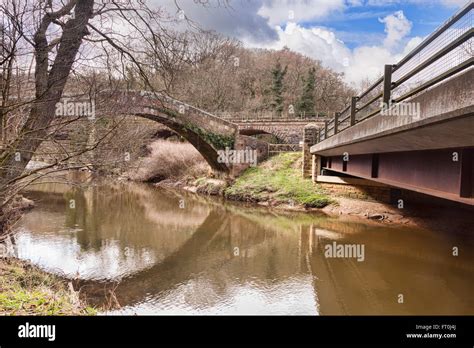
(152, 152), (470, 229)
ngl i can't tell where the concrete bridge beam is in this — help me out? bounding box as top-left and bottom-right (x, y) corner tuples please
(310, 69), (474, 204)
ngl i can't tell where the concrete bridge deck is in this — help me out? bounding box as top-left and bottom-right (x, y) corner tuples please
(310, 70), (473, 157)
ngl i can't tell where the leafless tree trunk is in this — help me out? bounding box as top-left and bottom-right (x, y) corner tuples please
(0, 0), (94, 189)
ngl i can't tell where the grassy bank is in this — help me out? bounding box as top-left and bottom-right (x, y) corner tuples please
(224, 153), (332, 208)
(0, 258), (96, 315)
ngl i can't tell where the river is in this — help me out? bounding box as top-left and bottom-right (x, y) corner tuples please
(9, 181), (474, 315)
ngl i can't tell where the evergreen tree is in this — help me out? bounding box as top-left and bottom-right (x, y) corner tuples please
(298, 67), (316, 115)
(270, 61), (287, 116)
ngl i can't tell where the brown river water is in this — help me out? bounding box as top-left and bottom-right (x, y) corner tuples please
(8, 182), (474, 315)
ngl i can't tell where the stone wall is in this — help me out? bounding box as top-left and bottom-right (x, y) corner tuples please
(232, 135), (269, 176)
(302, 124), (320, 178)
(238, 121), (325, 144)
(319, 182), (392, 203)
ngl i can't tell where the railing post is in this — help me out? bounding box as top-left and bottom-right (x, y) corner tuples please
(324, 120), (328, 139)
(350, 96), (357, 126)
(382, 64), (393, 106)
(334, 112), (340, 134)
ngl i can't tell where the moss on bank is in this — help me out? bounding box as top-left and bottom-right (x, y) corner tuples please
(0, 258), (96, 315)
(224, 153), (332, 208)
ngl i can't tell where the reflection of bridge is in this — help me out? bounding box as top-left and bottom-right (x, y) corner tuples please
(93, 211), (231, 307)
(305, 3), (474, 204)
(20, 181), (473, 314)
(78, 208), (299, 309)
(75, 200), (474, 314)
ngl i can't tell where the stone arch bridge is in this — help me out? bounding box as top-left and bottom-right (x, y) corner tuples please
(237, 120), (325, 144)
(95, 90), (325, 174)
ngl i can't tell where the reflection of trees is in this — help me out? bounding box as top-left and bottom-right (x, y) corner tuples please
(73, 183), (209, 253)
(75, 200), (336, 309)
(25, 183), (210, 254)
(80, 210), (230, 306)
(80, 207), (313, 309)
(19, 184), (474, 314)
(18, 183), (214, 280)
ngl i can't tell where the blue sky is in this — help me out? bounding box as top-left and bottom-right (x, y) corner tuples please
(309, 1), (463, 49)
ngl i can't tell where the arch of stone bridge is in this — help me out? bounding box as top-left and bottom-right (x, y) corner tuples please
(237, 122), (326, 144)
(238, 128), (284, 142)
(95, 90), (237, 173)
(133, 111), (230, 173)
(239, 127), (297, 144)
(97, 90), (325, 172)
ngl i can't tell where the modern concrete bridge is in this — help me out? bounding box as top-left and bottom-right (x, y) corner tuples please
(305, 2), (474, 205)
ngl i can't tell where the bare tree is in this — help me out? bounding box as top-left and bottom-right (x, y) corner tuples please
(0, 0), (355, 236)
(0, 0), (196, 235)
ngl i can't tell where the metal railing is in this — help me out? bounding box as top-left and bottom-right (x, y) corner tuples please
(101, 90), (333, 129)
(316, 1), (473, 144)
(268, 143), (302, 155)
(98, 89), (239, 130)
(215, 111), (333, 122)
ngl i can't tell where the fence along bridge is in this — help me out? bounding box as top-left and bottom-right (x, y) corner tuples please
(304, 2), (474, 204)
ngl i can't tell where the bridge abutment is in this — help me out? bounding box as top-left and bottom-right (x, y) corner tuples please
(302, 124), (320, 178)
(231, 135), (269, 176)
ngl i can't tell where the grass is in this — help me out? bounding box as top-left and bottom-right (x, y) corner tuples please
(225, 152), (332, 208)
(0, 258), (97, 315)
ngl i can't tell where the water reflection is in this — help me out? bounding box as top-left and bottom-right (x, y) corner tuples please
(11, 182), (474, 315)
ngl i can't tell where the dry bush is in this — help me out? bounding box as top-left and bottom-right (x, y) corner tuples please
(127, 140), (210, 182)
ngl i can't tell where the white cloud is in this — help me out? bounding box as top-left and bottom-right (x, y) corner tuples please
(347, 45), (398, 84)
(152, 0), (279, 44)
(379, 10), (412, 49)
(255, 11), (423, 87)
(257, 0), (346, 25)
(264, 23), (352, 72)
(366, 0), (468, 6)
(347, 0), (364, 6)
(440, 0), (470, 7)
(402, 36), (424, 56)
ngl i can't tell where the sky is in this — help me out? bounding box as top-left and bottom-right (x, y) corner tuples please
(156, 0), (470, 87)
